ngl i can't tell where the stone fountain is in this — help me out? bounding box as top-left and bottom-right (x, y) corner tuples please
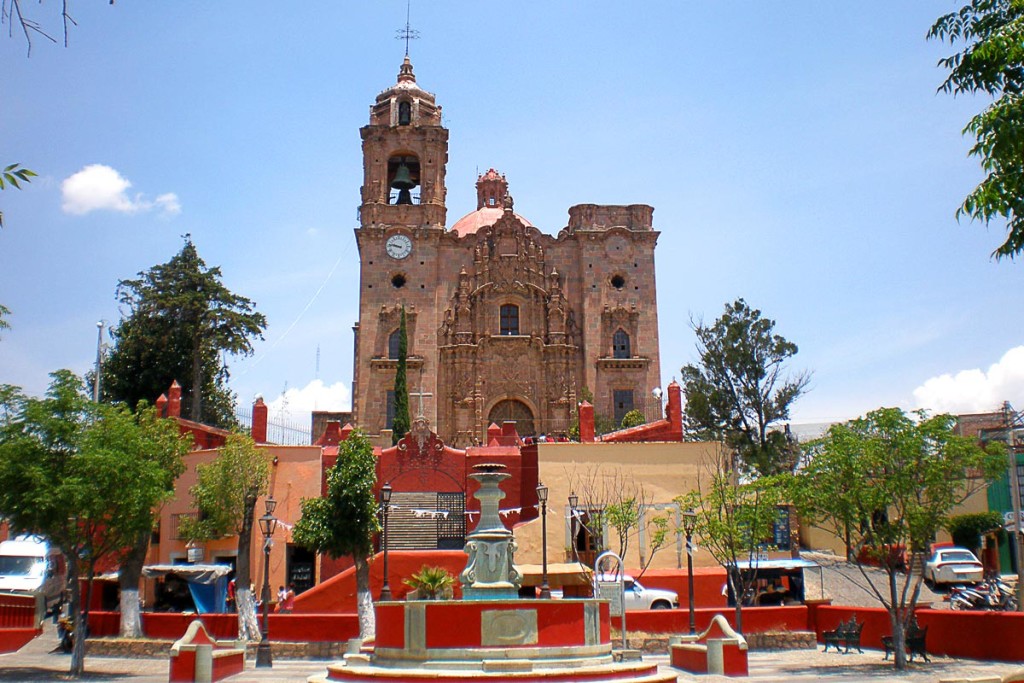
(312, 463), (677, 682)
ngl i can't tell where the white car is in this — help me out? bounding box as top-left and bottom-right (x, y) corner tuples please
(923, 547), (984, 586)
(596, 574), (679, 610)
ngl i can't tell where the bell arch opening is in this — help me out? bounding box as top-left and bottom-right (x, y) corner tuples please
(487, 399), (535, 438)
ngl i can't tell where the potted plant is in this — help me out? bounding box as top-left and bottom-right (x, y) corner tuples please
(403, 565), (456, 600)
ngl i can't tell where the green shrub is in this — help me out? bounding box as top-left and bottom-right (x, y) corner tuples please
(945, 511), (1005, 553)
(403, 565), (455, 600)
(620, 409), (645, 429)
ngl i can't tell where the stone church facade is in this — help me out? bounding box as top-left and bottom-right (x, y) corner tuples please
(352, 58), (663, 447)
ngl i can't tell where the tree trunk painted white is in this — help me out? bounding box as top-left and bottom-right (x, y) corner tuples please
(354, 553), (375, 640)
(235, 587), (260, 641)
(67, 554), (86, 678)
(119, 589), (141, 638)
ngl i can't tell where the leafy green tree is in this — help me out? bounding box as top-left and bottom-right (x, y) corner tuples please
(392, 307), (410, 445)
(0, 162), (36, 228)
(945, 511), (1005, 556)
(678, 446), (783, 633)
(619, 409), (645, 429)
(0, 371), (189, 677)
(182, 433), (270, 640)
(102, 238), (266, 428)
(929, 1), (1024, 258)
(791, 408), (1005, 670)
(681, 299), (809, 476)
(0, 303), (10, 338)
(293, 430), (379, 638)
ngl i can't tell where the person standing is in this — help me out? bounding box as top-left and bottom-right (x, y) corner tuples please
(280, 583), (296, 614)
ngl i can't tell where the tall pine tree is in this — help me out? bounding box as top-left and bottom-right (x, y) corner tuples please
(391, 307), (411, 445)
(102, 237), (266, 427)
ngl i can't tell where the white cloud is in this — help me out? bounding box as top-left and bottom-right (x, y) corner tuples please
(913, 346), (1024, 414)
(265, 379), (351, 421)
(61, 164), (180, 217)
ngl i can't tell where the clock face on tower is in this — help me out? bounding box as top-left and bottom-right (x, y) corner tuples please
(385, 233), (412, 260)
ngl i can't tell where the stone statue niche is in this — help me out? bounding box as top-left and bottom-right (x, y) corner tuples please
(460, 463), (522, 600)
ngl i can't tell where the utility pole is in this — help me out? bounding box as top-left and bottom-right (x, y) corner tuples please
(1003, 401), (1024, 612)
(93, 321), (104, 402)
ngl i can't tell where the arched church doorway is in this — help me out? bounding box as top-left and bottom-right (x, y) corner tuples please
(487, 399), (535, 438)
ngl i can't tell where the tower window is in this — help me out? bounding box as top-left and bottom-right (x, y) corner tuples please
(391, 273), (407, 288)
(610, 274), (626, 290)
(388, 329), (401, 359)
(613, 390), (635, 425)
(388, 155), (421, 205)
(499, 304), (519, 336)
(612, 329), (630, 359)
(398, 101), (411, 126)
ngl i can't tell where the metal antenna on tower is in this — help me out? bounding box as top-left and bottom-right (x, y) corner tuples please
(395, 0), (419, 56)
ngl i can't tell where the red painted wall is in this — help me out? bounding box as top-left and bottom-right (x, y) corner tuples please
(89, 611), (359, 643)
(295, 550), (466, 613)
(637, 567), (728, 608)
(817, 606), (1024, 663)
(0, 628), (40, 654)
(375, 604), (406, 649)
(0, 593), (37, 629)
(374, 600), (610, 651)
(618, 605), (808, 635)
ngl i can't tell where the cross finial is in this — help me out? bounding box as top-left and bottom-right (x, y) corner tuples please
(395, 0), (419, 57)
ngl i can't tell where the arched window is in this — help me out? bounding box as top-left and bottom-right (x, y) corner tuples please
(613, 329), (630, 358)
(398, 101), (411, 126)
(499, 304), (519, 335)
(388, 329), (402, 359)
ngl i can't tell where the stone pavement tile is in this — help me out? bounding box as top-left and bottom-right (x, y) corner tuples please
(676, 649), (1024, 682)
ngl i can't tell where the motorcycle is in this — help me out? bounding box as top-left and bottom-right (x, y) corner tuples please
(950, 580), (1018, 611)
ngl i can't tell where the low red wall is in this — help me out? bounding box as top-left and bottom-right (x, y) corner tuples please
(211, 650), (245, 680)
(0, 627), (40, 654)
(0, 593), (38, 629)
(618, 605), (808, 636)
(87, 611), (359, 643)
(637, 567), (728, 608)
(294, 550), (466, 613)
(819, 605), (1024, 663)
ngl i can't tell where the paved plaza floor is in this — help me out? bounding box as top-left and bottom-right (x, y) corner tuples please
(2, 625), (1022, 683)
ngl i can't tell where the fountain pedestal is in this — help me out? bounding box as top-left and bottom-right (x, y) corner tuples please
(460, 463), (521, 600)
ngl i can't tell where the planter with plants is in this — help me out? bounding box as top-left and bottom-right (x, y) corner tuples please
(403, 565), (456, 600)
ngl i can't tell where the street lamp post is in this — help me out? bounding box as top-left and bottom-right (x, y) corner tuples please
(683, 508), (698, 635)
(568, 491), (579, 562)
(536, 482), (550, 599)
(380, 483), (393, 601)
(255, 496), (278, 668)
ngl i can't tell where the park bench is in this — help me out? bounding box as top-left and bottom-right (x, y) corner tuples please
(822, 617), (863, 654)
(882, 618), (929, 663)
(168, 619), (245, 683)
(670, 613), (749, 677)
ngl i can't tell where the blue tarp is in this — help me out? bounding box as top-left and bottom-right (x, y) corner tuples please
(142, 564), (232, 614)
(186, 576), (227, 614)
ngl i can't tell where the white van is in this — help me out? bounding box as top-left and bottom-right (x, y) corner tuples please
(0, 535), (67, 614)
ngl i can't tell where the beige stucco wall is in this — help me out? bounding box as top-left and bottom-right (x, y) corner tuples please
(152, 444), (322, 604)
(799, 479), (995, 556)
(513, 440), (726, 572)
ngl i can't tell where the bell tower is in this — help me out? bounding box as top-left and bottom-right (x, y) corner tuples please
(358, 57), (448, 229)
(352, 58), (449, 440)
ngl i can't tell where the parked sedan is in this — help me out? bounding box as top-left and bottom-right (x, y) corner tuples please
(923, 547), (984, 586)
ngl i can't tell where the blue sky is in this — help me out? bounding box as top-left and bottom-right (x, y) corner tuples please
(2, 1), (1022, 430)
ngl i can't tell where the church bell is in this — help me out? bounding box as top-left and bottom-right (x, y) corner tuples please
(391, 163), (416, 205)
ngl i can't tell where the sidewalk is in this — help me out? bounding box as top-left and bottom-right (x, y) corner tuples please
(3, 624), (1023, 682)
